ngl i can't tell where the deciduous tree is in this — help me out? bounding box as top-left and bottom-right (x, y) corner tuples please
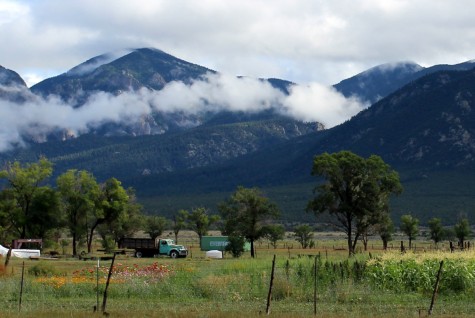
(377, 212), (394, 250)
(454, 218), (471, 248)
(28, 187), (62, 239)
(172, 209), (188, 243)
(307, 151), (402, 256)
(0, 158), (53, 238)
(219, 186), (279, 258)
(57, 169), (101, 256)
(428, 217), (444, 247)
(86, 178), (129, 253)
(262, 224), (285, 249)
(293, 224), (314, 249)
(400, 214), (419, 249)
(187, 207), (219, 245)
(145, 215), (168, 240)
(97, 187), (143, 250)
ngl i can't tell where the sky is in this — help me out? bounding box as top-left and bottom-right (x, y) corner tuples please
(1, 0), (475, 152)
(2, 0), (475, 87)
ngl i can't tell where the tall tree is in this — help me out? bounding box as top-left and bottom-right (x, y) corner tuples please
(57, 169), (101, 256)
(307, 151), (402, 256)
(187, 207), (219, 245)
(400, 214), (419, 249)
(428, 217), (444, 247)
(293, 224), (314, 249)
(172, 209), (188, 243)
(0, 193), (11, 242)
(98, 187), (143, 248)
(454, 218), (471, 248)
(0, 158), (53, 238)
(219, 186), (280, 258)
(28, 187), (62, 239)
(86, 178), (129, 253)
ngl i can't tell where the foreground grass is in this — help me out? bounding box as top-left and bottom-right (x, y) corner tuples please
(2, 245), (475, 317)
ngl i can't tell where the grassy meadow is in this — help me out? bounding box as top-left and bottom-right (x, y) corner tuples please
(2, 234), (475, 317)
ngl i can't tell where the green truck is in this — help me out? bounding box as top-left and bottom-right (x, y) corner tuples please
(118, 238), (188, 258)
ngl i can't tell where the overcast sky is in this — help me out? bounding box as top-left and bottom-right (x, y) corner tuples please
(2, 0), (475, 87)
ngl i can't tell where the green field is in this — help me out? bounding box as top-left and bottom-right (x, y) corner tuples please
(2, 236), (475, 318)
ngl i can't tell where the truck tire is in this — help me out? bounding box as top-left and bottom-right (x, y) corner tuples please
(135, 251), (143, 258)
(170, 250), (178, 259)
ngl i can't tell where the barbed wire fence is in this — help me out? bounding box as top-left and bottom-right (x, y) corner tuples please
(1, 250), (460, 316)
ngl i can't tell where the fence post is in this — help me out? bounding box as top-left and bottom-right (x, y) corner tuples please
(313, 256), (317, 316)
(102, 252), (117, 314)
(265, 254), (276, 315)
(5, 246), (12, 268)
(428, 260), (444, 316)
(19, 261), (25, 312)
(285, 260), (290, 281)
(96, 258), (100, 312)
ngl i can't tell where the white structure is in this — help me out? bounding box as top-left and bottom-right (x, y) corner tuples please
(0, 244), (40, 258)
(205, 250), (223, 259)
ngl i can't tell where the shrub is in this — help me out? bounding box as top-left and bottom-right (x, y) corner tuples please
(28, 262), (57, 277)
(225, 235), (246, 258)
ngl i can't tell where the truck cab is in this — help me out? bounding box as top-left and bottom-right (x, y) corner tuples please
(158, 239), (188, 258)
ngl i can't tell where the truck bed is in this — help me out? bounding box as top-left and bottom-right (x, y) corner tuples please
(118, 238), (156, 249)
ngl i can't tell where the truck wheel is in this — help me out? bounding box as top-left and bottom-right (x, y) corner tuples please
(135, 251), (143, 258)
(170, 250), (178, 259)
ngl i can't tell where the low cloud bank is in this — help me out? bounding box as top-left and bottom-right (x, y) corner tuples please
(0, 73), (368, 152)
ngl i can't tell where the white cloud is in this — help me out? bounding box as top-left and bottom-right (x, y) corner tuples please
(150, 74), (285, 114)
(283, 84), (367, 127)
(0, 74), (367, 152)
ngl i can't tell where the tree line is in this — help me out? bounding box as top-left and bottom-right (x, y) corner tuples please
(0, 151), (469, 258)
(0, 158), (285, 257)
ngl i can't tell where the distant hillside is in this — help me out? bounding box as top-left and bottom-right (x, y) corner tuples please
(124, 67), (475, 223)
(334, 62), (423, 104)
(126, 68), (475, 192)
(334, 60), (475, 104)
(0, 115), (320, 182)
(323, 68), (475, 168)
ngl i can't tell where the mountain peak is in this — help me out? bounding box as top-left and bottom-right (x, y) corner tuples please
(32, 47), (214, 100)
(334, 61), (424, 104)
(66, 49), (135, 77)
(0, 65), (30, 103)
(0, 65), (27, 87)
(363, 61), (423, 75)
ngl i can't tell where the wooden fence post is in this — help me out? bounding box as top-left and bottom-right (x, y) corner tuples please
(313, 256), (317, 316)
(265, 255), (276, 315)
(95, 258), (100, 312)
(5, 246), (12, 268)
(428, 260), (444, 316)
(102, 252), (117, 314)
(19, 261), (25, 312)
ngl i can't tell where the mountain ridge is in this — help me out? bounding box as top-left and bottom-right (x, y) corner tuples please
(2, 49), (475, 223)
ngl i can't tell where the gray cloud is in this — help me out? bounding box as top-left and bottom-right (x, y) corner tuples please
(1, 0), (475, 86)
